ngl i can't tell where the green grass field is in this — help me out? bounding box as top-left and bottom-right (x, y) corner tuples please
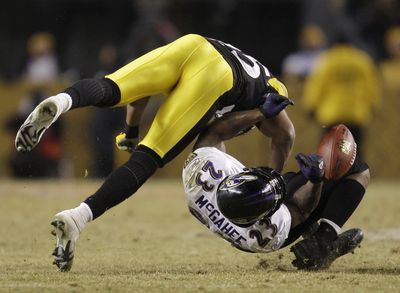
(0, 179), (399, 292)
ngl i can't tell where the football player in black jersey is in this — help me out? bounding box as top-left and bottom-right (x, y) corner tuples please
(191, 108), (369, 270)
(14, 34), (294, 271)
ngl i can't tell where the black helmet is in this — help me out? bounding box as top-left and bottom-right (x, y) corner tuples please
(216, 167), (286, 227)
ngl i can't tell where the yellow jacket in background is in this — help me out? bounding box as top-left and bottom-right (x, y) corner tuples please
(302, 45), (380, 126)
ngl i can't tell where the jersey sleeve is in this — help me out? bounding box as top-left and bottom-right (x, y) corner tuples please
(182, 147), (245, 196)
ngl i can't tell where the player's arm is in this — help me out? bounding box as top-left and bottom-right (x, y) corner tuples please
(284, 154), (325, 228)
(125, 97), (150, 127)
(194, 93), (294, 153)
(257, 109), (295, 172)
(286, 181), (323, 228)
(194, 109), (265, 151)
(116, 97), (150, 152)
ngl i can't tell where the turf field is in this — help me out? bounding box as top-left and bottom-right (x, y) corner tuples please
(0, 179), (399, 292)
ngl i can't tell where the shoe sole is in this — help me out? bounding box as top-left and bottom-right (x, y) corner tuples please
(51, 219), (75, 272)
(16, 102), (57, 152)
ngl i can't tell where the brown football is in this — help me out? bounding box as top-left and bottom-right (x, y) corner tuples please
(317, 124), (357, 180)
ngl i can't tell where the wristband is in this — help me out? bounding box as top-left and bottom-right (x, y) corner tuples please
(124, 125), (139, 139)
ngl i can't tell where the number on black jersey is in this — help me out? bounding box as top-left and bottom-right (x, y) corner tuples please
(214, 39), (270, 79)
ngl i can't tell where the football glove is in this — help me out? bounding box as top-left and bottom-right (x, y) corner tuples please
(259, 93), (294, 118)
(115, 132), (139, 153)
(116, 125), (139, 153)
(295, 153), (325, 183)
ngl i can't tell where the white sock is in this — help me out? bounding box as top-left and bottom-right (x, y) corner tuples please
(67, 203), (93, 232)
(44, 93), (72, 115)
(320, 218), (341, 235)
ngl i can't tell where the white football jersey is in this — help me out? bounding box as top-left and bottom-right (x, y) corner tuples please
(182, 147), (291, 253)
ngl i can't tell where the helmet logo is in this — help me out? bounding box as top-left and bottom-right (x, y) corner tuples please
(219, 174), (258, 190)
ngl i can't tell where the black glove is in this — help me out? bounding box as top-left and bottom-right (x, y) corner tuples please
(259, 93), (294, 118)
(115, 125), (139, 153)
(295, 153), (325, 183)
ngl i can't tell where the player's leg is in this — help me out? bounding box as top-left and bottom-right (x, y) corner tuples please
(51, 35), (234, 271)
(320, 163), (369, 230)
(289, 156), (369, 270)
(51, 203), (91, 272)
(15, 77), (122, 152)
(139, 49), (234, 164)
(106, 34), (213, 106)
(311, 157), (369, 244)
(78, 35), (234, 219)
(285, 156), (369, 242)
(15, 34), (207, 152)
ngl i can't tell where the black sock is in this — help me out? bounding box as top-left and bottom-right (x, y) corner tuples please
(64, 78), (121, 109)
(84, 147), (160, 219)
(321, 178), (366, 228)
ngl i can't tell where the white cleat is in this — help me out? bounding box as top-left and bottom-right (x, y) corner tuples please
(51, 211), (81, 272)
(15, 100), (60, 152)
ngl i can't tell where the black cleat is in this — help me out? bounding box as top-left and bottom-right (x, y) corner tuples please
(291, 228), (363, 270)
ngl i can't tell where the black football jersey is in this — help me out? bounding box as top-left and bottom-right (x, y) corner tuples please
(207, 38), (277, 115)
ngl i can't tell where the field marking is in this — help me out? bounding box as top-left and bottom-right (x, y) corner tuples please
(365, 228), (400, 241)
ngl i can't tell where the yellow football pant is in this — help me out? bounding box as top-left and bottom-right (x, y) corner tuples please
(106, 34), (234, 160)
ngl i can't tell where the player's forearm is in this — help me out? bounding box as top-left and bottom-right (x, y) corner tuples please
(193, 109), (264, 150)
(306, 181), (323, 213)
(287, 181), (323, 228)
(218, 109), (265, 141)
(126, 97), (150, 126)
(257, 110), (295, 172)
(269, 130), (294, 172)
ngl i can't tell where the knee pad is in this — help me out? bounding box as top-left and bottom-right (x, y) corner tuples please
(64, 78), (121, 109)
(125, 146), (162, 186)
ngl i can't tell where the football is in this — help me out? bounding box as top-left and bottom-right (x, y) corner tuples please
(317, 124), (357, 180)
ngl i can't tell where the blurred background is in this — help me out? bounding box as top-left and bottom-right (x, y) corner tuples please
(0, 0), (399, 180)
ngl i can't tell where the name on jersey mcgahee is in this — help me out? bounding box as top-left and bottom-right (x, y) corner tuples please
(195, 194), (247, 245)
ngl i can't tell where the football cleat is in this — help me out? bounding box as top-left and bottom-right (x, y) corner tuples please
(291, 228), (363, 270)
(301, 222), (319, 239)
(51, 211), (81, 272)
(15, 100), (60, 152)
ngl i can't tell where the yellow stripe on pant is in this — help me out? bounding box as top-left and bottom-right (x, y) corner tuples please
(106, 34), (234, 160)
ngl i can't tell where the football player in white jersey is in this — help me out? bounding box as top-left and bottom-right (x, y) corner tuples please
(183, 109), (324, 253)
(183, 108), (369, 270)
(183, 146), (293, 253)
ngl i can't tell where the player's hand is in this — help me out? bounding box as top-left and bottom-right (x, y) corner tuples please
(259, 93), (294, 118)
(295, 153), (325, 183)
(115, 132), (138, 153)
